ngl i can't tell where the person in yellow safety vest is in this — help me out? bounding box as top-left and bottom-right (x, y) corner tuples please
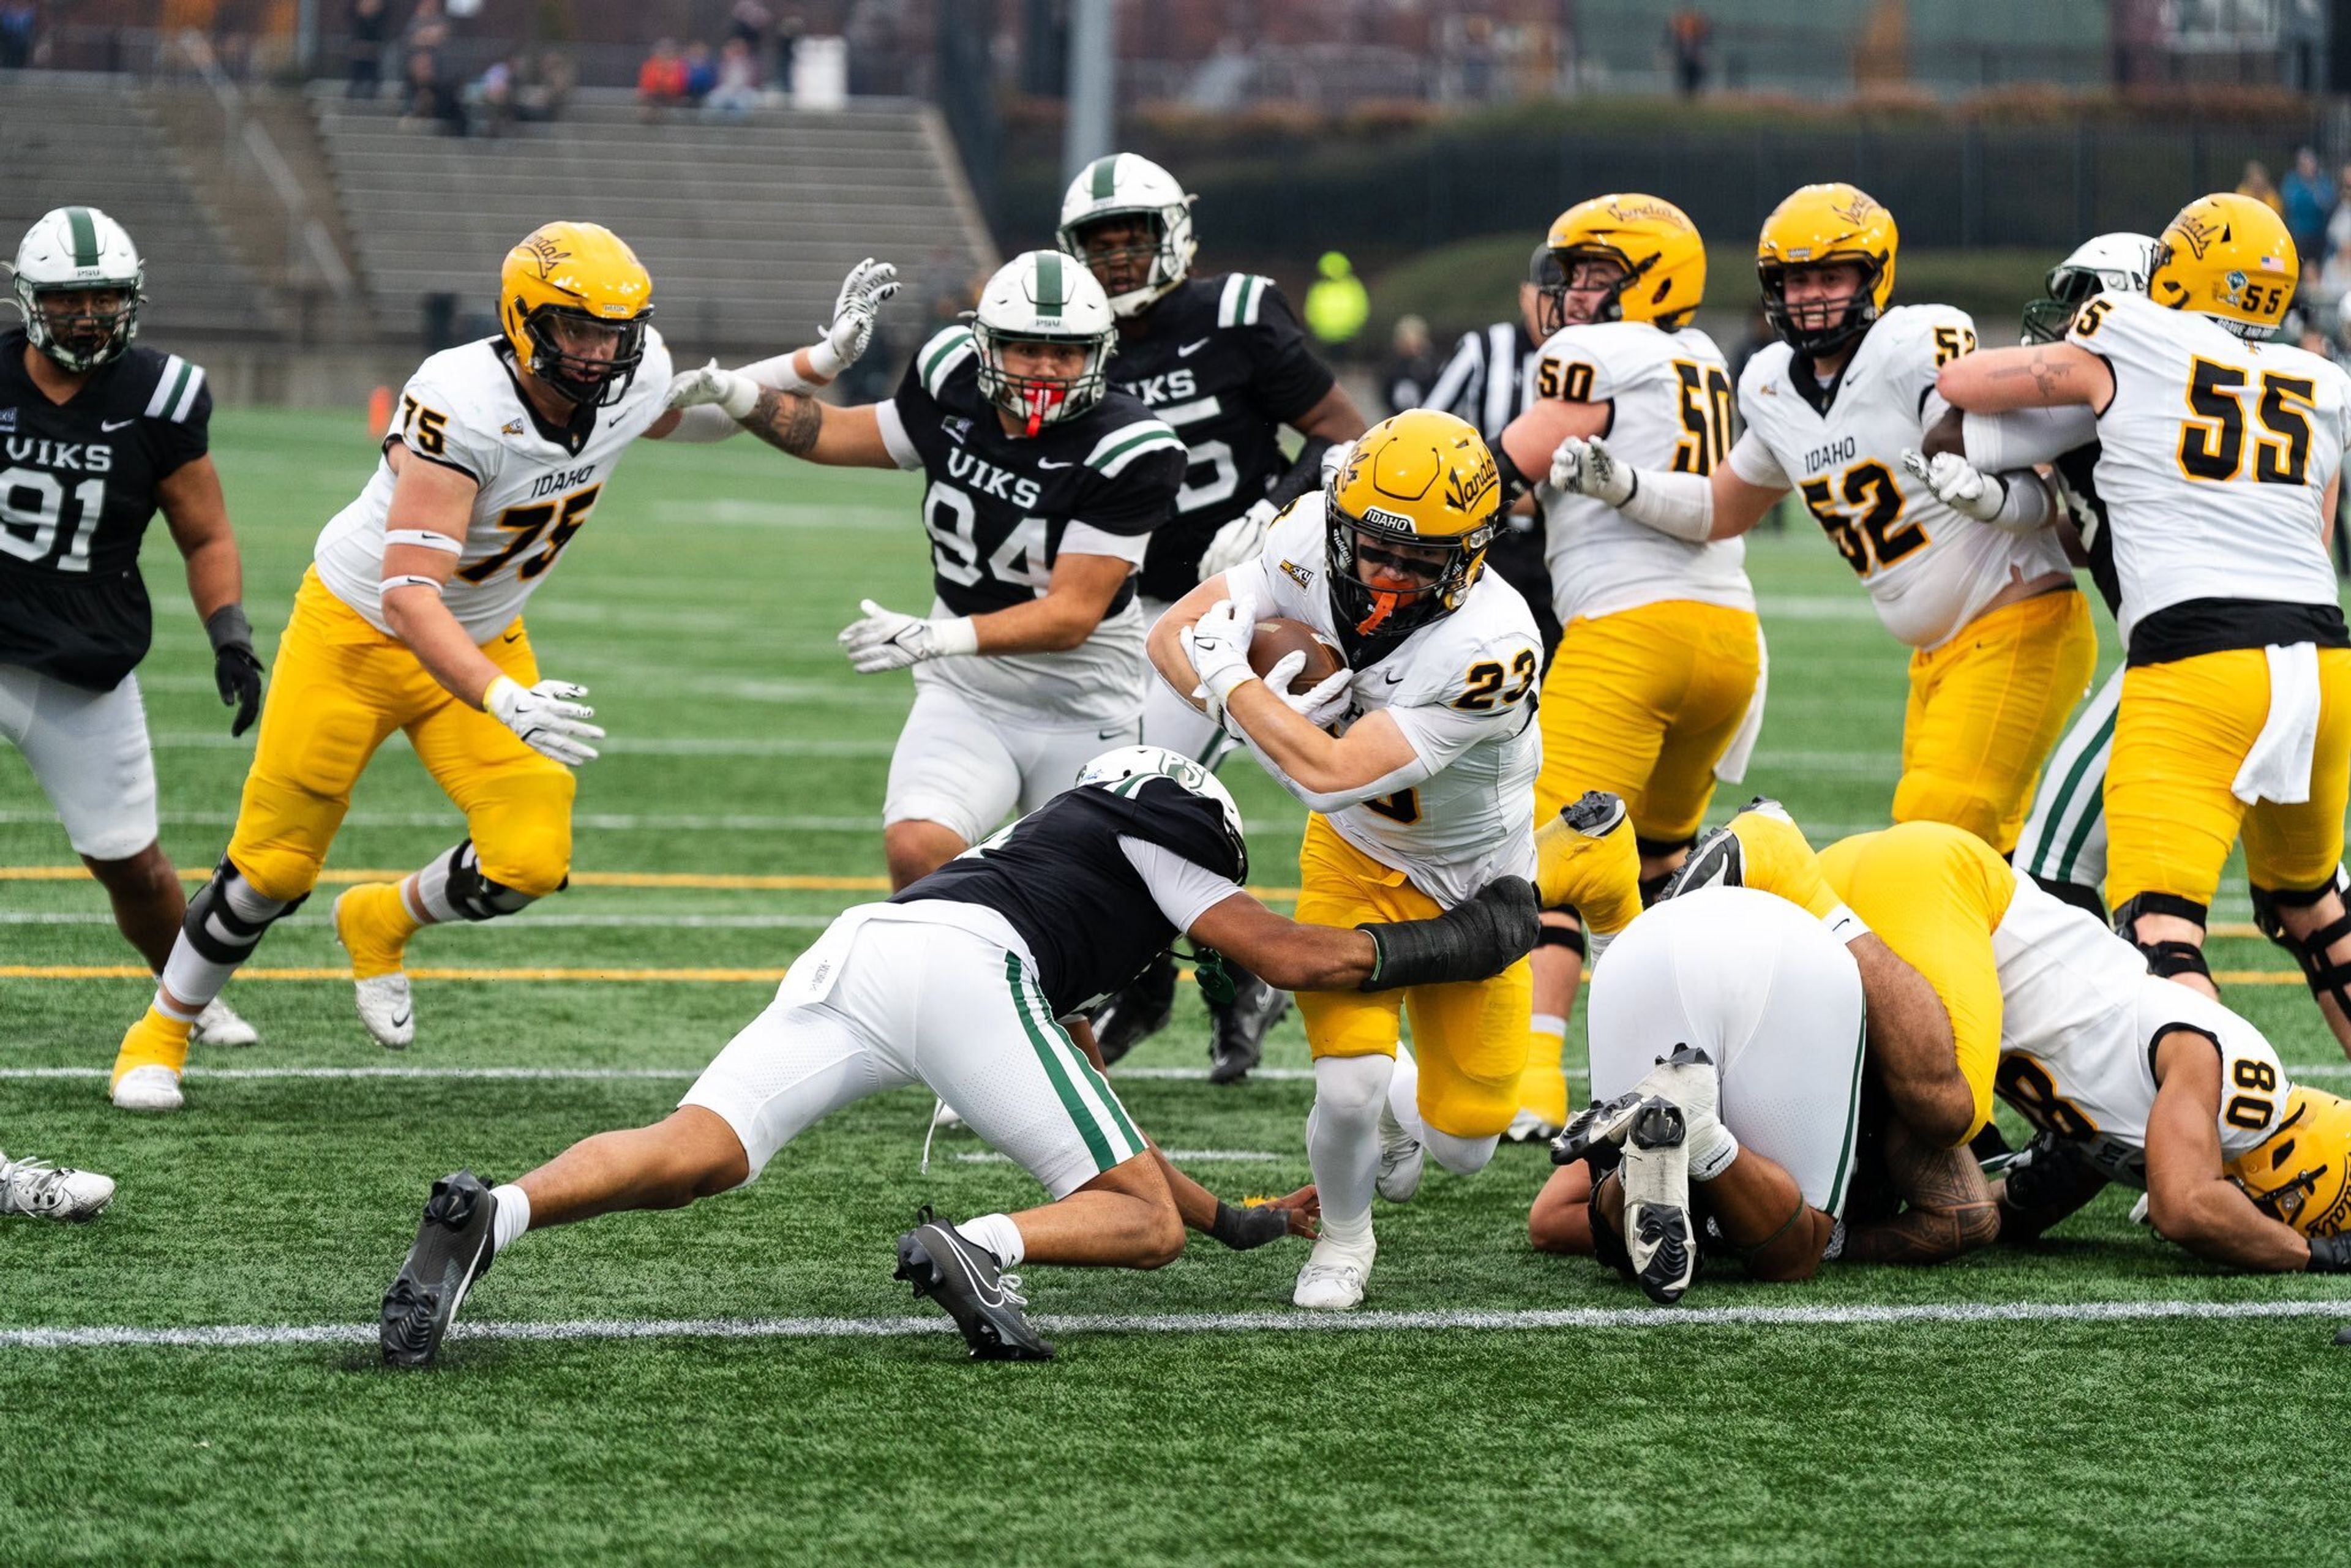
(1305, 251), (1370, 351)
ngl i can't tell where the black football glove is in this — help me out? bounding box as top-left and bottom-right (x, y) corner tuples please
(1208, 1201), (1291, 1251)
(2306, 1233), (2351, 1273)
(1359, 875), (1540, 991)
(206, 603), (264, 737)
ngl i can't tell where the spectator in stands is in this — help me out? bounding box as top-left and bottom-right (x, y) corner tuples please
(0, 0), (37, 69)
(401, 0), (449, 66)
(2317, 237), (2351, 309)
(2238, 159), (2285, 217)
(638, 38), (688, 118)
(776, 10), (803, 96)
(683, 42), (718, 105)
(2285, 147), (2334, 264)
(706, 37), (761, 116)
(729, 0), (771, 64)
(1667, 8), (1710, 97)
(472, 56), (516, 137)
(2327, 165), (2351, 260)
(516, 50), (572, 122)
(399, 47), (467, 136)
(1379, 314), (1438, 415)
(346, 0), (389, 96)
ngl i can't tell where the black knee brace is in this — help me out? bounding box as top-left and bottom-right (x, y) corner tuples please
(1535, 917), (1587, 959)
(2028, 873), (2109, 921)
(439, 839), (544, 922)
(2251, 866), (2351, 1016)
(180, 857), (306, 965)
(2113, 891), (2212, 982)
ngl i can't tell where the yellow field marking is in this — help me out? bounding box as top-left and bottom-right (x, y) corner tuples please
(0, 866), (1307, 899)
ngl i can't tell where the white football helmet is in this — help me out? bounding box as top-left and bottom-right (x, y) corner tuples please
(10, 206), (144, 372)
(970, 249), (1118, 435)
(2020, 231), (2158, 343)
(1077, 745), (1248, 880)
(1056, 152), (1198, 318)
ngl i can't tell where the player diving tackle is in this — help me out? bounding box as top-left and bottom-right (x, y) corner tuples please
(378, 746), (1540, 1366)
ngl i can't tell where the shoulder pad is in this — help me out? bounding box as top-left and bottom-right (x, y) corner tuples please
(1084, 413), (1185, 478)
(1738, 340), (1794, 403)
(915, 326), (977, 400)
(1217, 273), (1278, 329)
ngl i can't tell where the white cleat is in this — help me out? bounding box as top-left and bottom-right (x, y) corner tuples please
(1376, 1100), (1423, 1204)
(1621, 1097), (1695, 1305)
(1504, 1107), (1562, 1146)
(111, 1063), (184, 1113)
(191, 996), (258, 1048)
(354, 973), (416, 1050)
(0, 1151), (116, 1221)
(1292, 1237), (1374, 1311)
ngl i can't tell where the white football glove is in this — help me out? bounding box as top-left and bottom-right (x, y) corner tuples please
(665, 359), (760, 419)
(1320, 438), (1355, 486)
(809, 258), (901, 378)
(1198, 497), (1280, 581)
(1261, 649), (1353, 728)
(1180, 595), (1258, 710)
(484, 675), (604, 767)
(837, 596), (978, 673)
(1900, 448), (2000, 521)
(1549, 434), (1637, 506)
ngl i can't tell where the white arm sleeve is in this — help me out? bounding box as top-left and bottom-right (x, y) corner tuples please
(1621, 465), (1715, 542)
(1118, 836), (1245, 931)
(662, 404), (743, 443)
(1980, 470), (2058, 534)
(872, 399), (923, 471)
(1062, 522), (1150, 564)
(1726, 428), (1790, 489)
(1960, 405), (2099, 471)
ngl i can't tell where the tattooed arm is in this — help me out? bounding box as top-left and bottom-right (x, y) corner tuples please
(1840, 1116), (2001, 1265)
(1935, 342), (2115, 416)
(734, 389), (904, 468)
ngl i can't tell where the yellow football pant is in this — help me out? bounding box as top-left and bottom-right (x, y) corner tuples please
(225, 568), (576, 904)
(2105, 647), (2351, 912)
(1534, 599), (1763, 846)
(1819, 823), (2012, 1141)
(1293, 814), (1533, 1141)
(1898, 588), (2096, 855)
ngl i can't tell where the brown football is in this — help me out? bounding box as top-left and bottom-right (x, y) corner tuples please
(1250, 617), (1346, 693)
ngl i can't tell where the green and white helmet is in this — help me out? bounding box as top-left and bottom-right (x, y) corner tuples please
(10, 206), (144, 372)
(1056, 152), (1198, 318)
(1076, 744), (1247, 879)
(970, 249), (1118, 435)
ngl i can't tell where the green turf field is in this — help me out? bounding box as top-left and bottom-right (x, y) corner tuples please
(5, 406), (2350, 1566)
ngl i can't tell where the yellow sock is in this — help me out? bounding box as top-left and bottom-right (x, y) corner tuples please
(1517, 1021), (1569, 1127)
(111, 1005), (192, 1090)
(337, 881), (423, 980)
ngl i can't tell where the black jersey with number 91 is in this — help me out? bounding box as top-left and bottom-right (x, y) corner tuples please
(0, 331), (211, 691)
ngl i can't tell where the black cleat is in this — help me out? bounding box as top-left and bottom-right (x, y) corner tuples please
(1550, 1090), (1645, 1168)
(1207, 969), (1289, 1084)
(893, 1217), (1054, 1362)
(380, 1169), (498, 1368)
(1624, 1098), (1696, 1305)
(1089, 953), (1177, 1065)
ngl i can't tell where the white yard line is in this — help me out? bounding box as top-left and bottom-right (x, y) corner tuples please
(953, 1149), (1284, 1165)
(7, 1297), (2348, 1352)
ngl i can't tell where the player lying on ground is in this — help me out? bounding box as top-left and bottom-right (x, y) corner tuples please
(670, 250), (1189, 898)
(380, 746), (1540, 1366)
(2, 207), (262, 1049)
(1149, 410), (1548, 1311)
(106, 225), (898, 1108)
(0, 1149), (114, 1222)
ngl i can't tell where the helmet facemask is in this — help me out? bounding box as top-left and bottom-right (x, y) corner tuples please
(1062, 209), (1186, 318)
(518, 302), (649, 408)
(1760, 257), (1883, 357)
(15, 276), (141, 373)
(1322, 489), (1490, 640)
(1536, 247), (1647, 338)
(972, 325), (1111, 437)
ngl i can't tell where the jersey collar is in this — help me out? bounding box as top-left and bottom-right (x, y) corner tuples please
(496, 342), (599, 457)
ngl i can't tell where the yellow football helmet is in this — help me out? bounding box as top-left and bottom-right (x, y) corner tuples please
(1756, 182), (1899, 355)
(498, 221), (654, 407)
(2148, 192), (2297, 339)
(1323, 410), (1499, 637)
(2229, 1084), (2351, 1238)
(1536, 193), (1706, 335)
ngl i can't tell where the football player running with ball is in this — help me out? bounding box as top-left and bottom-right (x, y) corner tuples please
(683, 250), (1188, 892)
(107, 223), (898, 1109)
(1550, 182), (2097, 858)
(1150, 410), (1545, 1311)
(1937, 194), (2351, 1057)
(1485, 193), (1763, 1142)
(1056, 152), (1368, 1078)
(378, 748), (1539, 1366)
(1, 207), (263, 1049)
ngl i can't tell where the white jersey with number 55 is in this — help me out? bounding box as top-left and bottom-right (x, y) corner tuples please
(2066, 290), (2351, 646)
(1734, 303), (2069, 649)
(313, 330), (675, 642)
(1222, 498), (1543, 907)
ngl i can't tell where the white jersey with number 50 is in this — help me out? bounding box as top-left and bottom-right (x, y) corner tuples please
(2066, 291), (2351, 646)
(1734, 304), (2069, 650)
(314, 330), (675, 642)
(1531, 319), (1755, 625)
(1221, 499), (1542, 908)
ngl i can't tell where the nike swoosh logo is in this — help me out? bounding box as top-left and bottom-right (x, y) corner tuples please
(1382, 671), (1404, 685)
(1098, 726), (1134, 740)
(502, 631), (522, 643)
(1177, 339), (1210, 358)
(102, 418), (135, 432)
(389, 1009), (413, 1029)
(1037, 457), (1073, 469)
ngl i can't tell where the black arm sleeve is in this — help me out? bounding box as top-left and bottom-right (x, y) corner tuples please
(1361, 877), (1540, 991)
(1264, 437), (1333, 512)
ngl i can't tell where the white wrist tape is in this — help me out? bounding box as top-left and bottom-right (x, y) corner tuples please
(1620, 466), (1715, 542)
(381, 574), (445, 595)
(806, 339), (847, 381)
(735, 350), (817, 395)
(663, 404), (744, 443)
(1981, 470), (2057, 535)
(932, 617), (980, 658)
(383, 528), (462, 553)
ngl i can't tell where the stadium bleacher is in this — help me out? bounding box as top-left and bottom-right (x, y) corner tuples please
(310, 90), (996, 354)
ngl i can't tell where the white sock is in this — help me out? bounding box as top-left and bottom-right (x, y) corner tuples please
(150, 987), (202, 1023)
(1423, 1126), (1499, 1176)
(490, 1184), (532, 1252)
(1689, 1119), (1741, 1184)
(1308, 1054), (1393, 1239)
(1384, 1043), (1423, 1141)
(1530, 1012), (1567, 1040)
(408, 844), (467, 925)
(956, 1212), (1025, 1267)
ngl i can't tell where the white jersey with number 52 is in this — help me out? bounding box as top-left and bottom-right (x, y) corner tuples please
(313, 331), (675, 642)
(1734, 304), (2069, 649)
